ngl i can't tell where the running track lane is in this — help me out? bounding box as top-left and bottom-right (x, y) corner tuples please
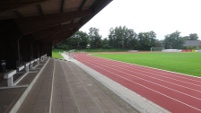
(75, 53), (201, 113)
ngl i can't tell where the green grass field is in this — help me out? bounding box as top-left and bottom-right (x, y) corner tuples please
(51, 48), (127, 59)
(93, 52), (201, 77)
(52, 49), (64, 59)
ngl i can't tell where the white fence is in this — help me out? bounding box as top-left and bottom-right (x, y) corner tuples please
(0, 54), (47, 89)
(162, 49), (181, 52)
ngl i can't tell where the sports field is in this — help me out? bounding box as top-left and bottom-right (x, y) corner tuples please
(93, 52), (201, 77)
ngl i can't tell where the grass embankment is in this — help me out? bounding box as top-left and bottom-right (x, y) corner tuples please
(52, 49), (64, 59)
(93, 52), (201, 77)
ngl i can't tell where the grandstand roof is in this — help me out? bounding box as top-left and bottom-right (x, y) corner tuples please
(0, 0), (112, 44)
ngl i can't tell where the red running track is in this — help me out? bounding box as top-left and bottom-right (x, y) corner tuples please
(75, 53), (201, 113)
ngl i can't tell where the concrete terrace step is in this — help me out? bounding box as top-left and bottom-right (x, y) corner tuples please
(0, 58), (49, 113)
(17, 58), (54, 113)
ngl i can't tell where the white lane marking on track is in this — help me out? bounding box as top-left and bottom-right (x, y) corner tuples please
(76, 55), (201, 112)
(87, 59), (201, 93)
(117, 65), (201, 93)
(80, 57), (201, 101)
(85, 56), (201, 86)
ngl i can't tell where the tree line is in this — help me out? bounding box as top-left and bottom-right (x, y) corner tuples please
(54, 26), (200, 50)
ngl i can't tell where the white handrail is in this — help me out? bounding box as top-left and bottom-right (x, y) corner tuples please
(0, 54), (47, 89)
(17, 65), (25, 72)
(4, 70), (17, 87)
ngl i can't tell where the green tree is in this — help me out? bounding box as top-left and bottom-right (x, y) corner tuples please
(108, 26), (138, 49)
(55, 31), (89, 49)
(154, 39), (162, 47)
(183, 36), (190, 40)
(138, 31), (157, 50)
(126, 29), (138, 49)
(108, 26), (124, 48)
(189, 33), (199, 40)
(183, 33), (199, 40)
(108, 28), (116, 48)
(69, 31), (89, 49)
(102, 38), (110, 49)
(88, 27), (102, 49)
(164, 31), (184, 49)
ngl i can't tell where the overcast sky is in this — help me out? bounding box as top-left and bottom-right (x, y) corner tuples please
(80, 0), (201, 40)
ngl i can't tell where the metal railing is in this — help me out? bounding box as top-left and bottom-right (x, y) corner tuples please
(0, 54), (47, 89)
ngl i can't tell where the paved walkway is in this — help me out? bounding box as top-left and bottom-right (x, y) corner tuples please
(15, 58), (138, 113)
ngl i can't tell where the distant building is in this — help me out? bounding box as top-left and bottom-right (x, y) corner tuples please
(183, 40), (201, 48)
(86, 44), (90, 48)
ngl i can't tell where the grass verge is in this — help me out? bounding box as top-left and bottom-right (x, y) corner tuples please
(52, 49), (64, 59)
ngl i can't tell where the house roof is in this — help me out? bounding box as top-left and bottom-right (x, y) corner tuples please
(183, 40), (200, 47)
